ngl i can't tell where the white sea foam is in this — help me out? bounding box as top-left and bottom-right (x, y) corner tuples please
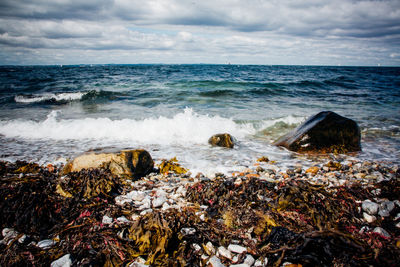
(14, 92), (85, 103)
(0, 108), (255, 145)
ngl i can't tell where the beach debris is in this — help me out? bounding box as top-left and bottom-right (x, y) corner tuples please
(208, 133), (235, 148)
(1, 160), (400, 266)
(158, 157), (187, 174)
(273, 111), (361, 153)
(63, 149), (154, 179)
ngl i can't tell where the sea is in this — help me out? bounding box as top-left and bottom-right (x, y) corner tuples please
(0, 64), (399, 175)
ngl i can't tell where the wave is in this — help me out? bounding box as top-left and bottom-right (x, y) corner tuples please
(15, 92), (86, 103)
(0, 108), (256, 145)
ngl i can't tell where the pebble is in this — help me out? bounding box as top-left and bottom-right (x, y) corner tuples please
(254, 258), (267, 266)
(208, 255), (225, 267)
(51, 254), (72, 267)
(373, 227), (391, 238)
(116, 216), (130, 224)
(378, 201), (395, 217)
(362, 200), (379, 215)
(152, 195), (167, 208)
(102, 215), (113, 225)
(218, 246), (232, 259)
(230, 264), (250, 267)
(244, 254), (255, 266)
(204, 241), (216, 255)
(228, 244), (247, 254)
(363, 212), (376, 223)
(180, 228), (196, 236)
(37, 239), (56, 249)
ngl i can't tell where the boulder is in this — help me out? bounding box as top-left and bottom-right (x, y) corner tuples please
(63, 149), (154, 178)
(273, 111), (361, 153)
(208, 133), (235, 148)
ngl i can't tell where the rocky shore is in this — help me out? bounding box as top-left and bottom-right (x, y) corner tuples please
(0, 155), (399, 266)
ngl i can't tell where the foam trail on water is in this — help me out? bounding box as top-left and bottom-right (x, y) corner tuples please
(0, 108), (255, 145)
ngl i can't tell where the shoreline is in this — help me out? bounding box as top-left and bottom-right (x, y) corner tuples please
(0, 158), (399, 266)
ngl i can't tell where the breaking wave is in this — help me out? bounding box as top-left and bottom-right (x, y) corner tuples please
(0, 108), (256, 145)
(14, 92), (86, 103)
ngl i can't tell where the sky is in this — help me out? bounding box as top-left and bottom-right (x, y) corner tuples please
(0, 0), (399, 66)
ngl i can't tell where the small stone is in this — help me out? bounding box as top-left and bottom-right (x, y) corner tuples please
(256, 166), (265, 173)
(218, 246), (232, 260)
(18, 234), (27, 244)
(378, 201), (395, 217)
(396, 222), (400, 228)
(37, 239), (56, 249)
(152, 195), (167, 208)
(373, 227), (391, 238)
(180, 228), (196, 236)
(355, 173), (366, 179)
(362, 200), (379, 215)
(192, 243), (202, 253)
(228, 244), (247, 254)
(204, 241), (216, 255)
(102, 215), (113, 225)
(363, 212), (376, 223)
(208, 255), (225, 267)
(116, 216), (130, 224)
(254, 258), (268, 266)
(229, 264), (249, 267)
(306, 166), (319, 175)
(394, 213), (400, 221)
(51, 254), (72, 267)
(244, 254), (255, 266)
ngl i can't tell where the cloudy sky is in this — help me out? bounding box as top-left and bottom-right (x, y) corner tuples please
(0, 0), (399, 65)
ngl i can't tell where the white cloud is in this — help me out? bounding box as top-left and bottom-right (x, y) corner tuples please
(0, 0), (399, 65)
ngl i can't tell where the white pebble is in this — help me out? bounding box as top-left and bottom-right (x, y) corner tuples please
(37, 239), (56, 249)
(217, 246), (232, 260)
(363, 212), (376, 223)
(180, 228), (196, 236)
(208, 255), (225, 267)
(228, 244), (247, 254)
(152, 195), (167, 208)
(254, 258), (268, 266)
(102, 215), (113, 225)
(244, 254), (255, 266)
(378, 201), (395, 217)
(373, 227), (391, 238)
(116, 216), (130, 224)
(51, 254), (72, 267)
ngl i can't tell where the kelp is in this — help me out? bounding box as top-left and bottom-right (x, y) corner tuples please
(56, 168), (122, 200)
(1, 161), (399, 266)
(158, 157), (187, 175)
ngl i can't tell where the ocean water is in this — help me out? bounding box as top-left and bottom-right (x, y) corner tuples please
(0, 64), (399, 175)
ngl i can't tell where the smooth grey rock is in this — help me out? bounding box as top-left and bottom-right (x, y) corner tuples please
(362, 200), (379, 215)
(378, 201), (395, 217)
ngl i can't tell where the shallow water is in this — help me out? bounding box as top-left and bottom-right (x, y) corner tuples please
(0, 65), (399, 175)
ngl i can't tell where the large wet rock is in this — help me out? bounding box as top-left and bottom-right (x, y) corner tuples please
(63, 149), (154, 178)
(273, 111), (361, 153)
(208, 133), (235, 148)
